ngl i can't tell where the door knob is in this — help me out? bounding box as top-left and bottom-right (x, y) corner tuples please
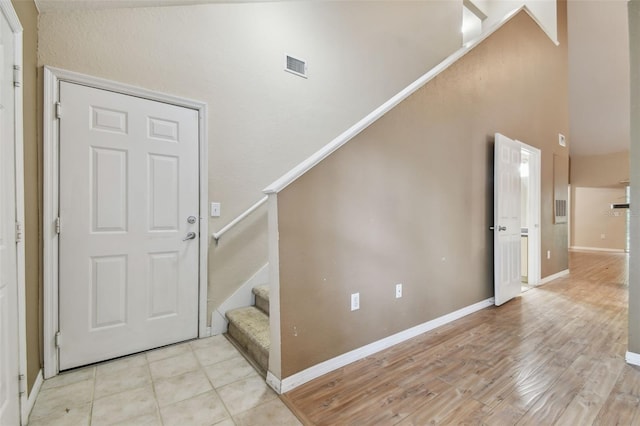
(187, 216), (197, 224)
(183, 232), (197, 241)
(498, 226), (507, 231)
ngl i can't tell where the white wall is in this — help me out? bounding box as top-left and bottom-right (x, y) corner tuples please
(38, 1), (462, 320)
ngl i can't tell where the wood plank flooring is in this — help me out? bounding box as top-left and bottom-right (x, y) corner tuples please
(282, 251), (638, 425)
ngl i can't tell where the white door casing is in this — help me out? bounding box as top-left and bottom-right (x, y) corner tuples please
(0, 2), (22, 424)
(44, 68), (209, 379)
(58, 82), (200, 370)
(494, 133), (521, 306)
(521, 143), (541, 286)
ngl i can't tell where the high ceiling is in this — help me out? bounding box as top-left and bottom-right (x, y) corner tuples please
(567, 0), (630, 156)
(33, 0), (246, 13)
(35, 0), (631, 157)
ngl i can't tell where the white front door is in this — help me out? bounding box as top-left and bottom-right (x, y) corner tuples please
(58, 82), (200, 370)
(494, 133), (521, 306)
(0, 6), (20, 424)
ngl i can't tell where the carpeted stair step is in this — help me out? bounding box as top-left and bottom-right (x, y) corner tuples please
(253, 284), (270, 315)
(226, 306), (270, 374)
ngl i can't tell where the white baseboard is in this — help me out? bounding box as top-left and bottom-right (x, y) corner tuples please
(268, 297), (494, 394)
(539, 269), (569, 285)
(210, 263), (269, 335)
(22, 369), (43, 425)
(570, 246), (625, 253)
(626, 351), (640, 366)
(266, 371), (281, 394)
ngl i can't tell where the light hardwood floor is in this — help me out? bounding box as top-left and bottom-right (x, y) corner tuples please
(282, 251), (638, 425)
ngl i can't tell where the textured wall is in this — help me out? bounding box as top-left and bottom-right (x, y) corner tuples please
(277, 5), (569, 378)
(570, 151), (629, 187)
(474, 0), (557, 42)
(37, 1), (461, 319)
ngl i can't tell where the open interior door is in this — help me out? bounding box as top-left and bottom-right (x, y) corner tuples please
(494, 133), (521, 306)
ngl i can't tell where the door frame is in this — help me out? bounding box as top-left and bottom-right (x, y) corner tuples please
(0, 0), (26, 422)
(43, 67), (209, 378)
(519, 141), (541, 286)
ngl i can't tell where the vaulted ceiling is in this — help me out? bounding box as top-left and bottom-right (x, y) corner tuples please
(567, 0), (630, 156)
(34, 0), (631, 157)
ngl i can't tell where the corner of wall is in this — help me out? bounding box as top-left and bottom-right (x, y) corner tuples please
(266, 193), (282, 381)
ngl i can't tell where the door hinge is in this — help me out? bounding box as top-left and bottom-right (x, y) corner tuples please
(18, 374), (26, 396)
(55, 331), (61, 348)
(15, 221), (23, 243)
(55, 102), (62, 119)
(55, 217), (61, 234)
(13, 65), (21, 88)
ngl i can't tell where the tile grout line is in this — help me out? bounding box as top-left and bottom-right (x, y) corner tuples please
(146, 352), (166, 426)
(191, 339), (237, 425)
(88, 366), (97, 426)
(33, 337), (289, 426)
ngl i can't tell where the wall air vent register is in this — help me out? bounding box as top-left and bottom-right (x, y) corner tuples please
(285, 55), (307, 78)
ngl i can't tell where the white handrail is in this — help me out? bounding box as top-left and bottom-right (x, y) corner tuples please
(212, 196), (268, 245)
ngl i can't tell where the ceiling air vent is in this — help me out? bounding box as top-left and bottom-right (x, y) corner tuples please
(285, 54), (307, 78)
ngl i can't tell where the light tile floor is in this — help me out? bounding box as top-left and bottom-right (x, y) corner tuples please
(28, 336), (301, 426)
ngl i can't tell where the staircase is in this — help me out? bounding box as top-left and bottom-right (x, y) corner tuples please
(225, 284), (270, 376)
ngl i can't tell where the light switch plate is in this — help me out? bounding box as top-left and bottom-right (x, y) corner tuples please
(211, 202), (221, 217)
(395, 283), (402, 298)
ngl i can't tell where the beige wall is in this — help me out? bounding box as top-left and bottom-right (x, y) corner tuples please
(570, 150), (629, 187)
(12, 0), (40, 395)
(569, 151), (629, 251)
(37, 1), (462, 319)
(571, 187), (627, 251)
(628, 0), (640, 353)
(277, 5), (569, 378)
(476, 0), (558, 42)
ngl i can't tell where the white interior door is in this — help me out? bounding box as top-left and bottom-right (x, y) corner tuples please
(494, 133), (521, 306)
(0, 7), (20, 424)
(59, 82), (200, 370)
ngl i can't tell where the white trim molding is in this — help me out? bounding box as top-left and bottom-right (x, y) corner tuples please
(539, 269), (570, 286)
(626, 351), (640, 367)
(266, 194), (282, 383)
(267, 297), (494, 394)
(24, 370), (43, 422)
(43, 66), (209, 378)
(518, 141), (541, 286)
(0, 1), (27, 423)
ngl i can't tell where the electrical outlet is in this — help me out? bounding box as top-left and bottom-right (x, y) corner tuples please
(351, 293), (360, 311)
(395, 283), (402, 298)
(601, 234), (606, 240)
(547, 250), (551, 259)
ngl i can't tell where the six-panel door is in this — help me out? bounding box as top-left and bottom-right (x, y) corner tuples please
(494, 133), (522, 306)
(58, 82), (200, 370)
